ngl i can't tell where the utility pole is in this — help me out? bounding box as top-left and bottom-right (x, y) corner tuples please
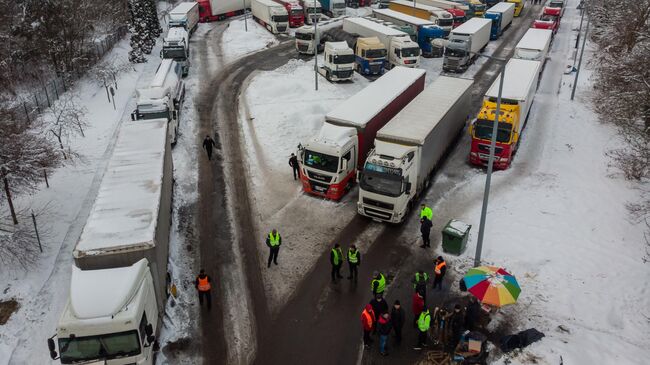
(314, 13), (319, 91)
(243, 0), (248, 31)
(474, 56), (507, 268)
(571, 17), (589, 101)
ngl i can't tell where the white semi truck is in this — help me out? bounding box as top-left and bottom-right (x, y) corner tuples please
(389, 0), (454, 36)
(299, 0), (322, 24)
(131, 59), (185, 145)
(47, 118), (173, 365)
(514, 28), (552, 65)
(357, 76), (473, 223)
(252, 0), (290, 33)
(343, 17), (421, 68)
(161, 27), (190, 76)
(299, 67), (425, 200)
(169, 2), (200, 34)
(442, 17), (491, 72)
(295, 16), (347, 54)
(318, 41), (355, 81)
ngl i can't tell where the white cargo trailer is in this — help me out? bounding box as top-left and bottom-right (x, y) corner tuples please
(443, 17), (491, 72)
(485, 1), (514, 39)
(252, 0), (290, 33)
(343, 17), (421, 68)
(514, 28), (552, 64)
(48, 119), (172, 365)
(357, 76), (473, 223)
(169, 2), (200, 34)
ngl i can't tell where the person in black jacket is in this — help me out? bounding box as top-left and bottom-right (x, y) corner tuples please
(289, 153), (300, 180)
(447, 304), (464, 354)
(390, 300), (405, 344)
(203, 135), (216, 160)
(420, 217), (433, 248)
(465, 296), (480, 331)
(370, 296), (389, 318)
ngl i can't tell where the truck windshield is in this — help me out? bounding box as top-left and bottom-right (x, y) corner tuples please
(273, 15), (289, 22)
(444, 46), (465, 57)
(291, 9), (303, 16)
(539, 14), (557, 22)
(438, 19), (453, 27)
(549, 1), (563, 7)
(162, 48), (187, 59)
(295, 32), (313, 40)
(401, 47), (420, 57)
(365, 49), (387, 58)
(58, 330), (141, 364)
(308, 7), (322, 13)
(473, 119), (512, 143)
(333, 54), (355, 64)
(359, 169), (403, 197)
(304, 149), (339, 173)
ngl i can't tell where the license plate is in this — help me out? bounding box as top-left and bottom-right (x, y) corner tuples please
(314, 185), (327, 192)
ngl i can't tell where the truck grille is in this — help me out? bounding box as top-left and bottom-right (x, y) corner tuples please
(336, 70), (353, 78)
(297, 44), (309, 52)
(364, 207), (392, 221)
(477, 143), (503, 155)
(307, 171), (332, 183)
(277, 26), (287, 32)
(369, 64), (382, 74)
(363, 198), (394, 210)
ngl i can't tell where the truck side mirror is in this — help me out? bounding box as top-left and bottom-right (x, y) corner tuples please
(341, 159), (349, 171)
(47, 338), (58, 360)
(131, 112), (136, 121)
(160, 50), (163, 58)
(405, 182), (412, 195)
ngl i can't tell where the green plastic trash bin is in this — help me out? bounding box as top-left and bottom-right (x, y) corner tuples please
(442, 219), (471, 255)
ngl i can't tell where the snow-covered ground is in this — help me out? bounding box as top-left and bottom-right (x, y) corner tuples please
(222, 18), (280, 64)
(0, 39), (163, 364)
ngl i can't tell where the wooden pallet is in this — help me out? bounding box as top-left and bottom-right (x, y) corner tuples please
(417, 350), (451, 365)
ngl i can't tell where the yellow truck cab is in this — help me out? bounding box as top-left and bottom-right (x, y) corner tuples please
(507, 0), (524, 16)
(355, 37), (388, 75)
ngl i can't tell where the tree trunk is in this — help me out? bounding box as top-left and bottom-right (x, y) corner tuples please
(3, 177), (18, 225)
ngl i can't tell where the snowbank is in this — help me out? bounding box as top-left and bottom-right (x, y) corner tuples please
(222, 18), (280, 64)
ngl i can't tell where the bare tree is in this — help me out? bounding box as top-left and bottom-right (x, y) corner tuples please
(41, 94), (88, 160)
(0, 205), (52, 269)
(0, 107), (63, 224)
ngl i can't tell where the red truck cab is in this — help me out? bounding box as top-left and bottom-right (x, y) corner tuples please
(447, 8), (467, 29)
(274, 0), (305, 27)
(533, 10), (560, 35)
(468, 119), (515, 170)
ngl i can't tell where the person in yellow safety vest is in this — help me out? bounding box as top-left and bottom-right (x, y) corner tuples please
(330, 244), (344, 283)
(195, 269), (212, 310)
(433, 256), (447, 291)
(420, 203), (433, 221)
(414, 306), (431, 350)
(266, 229), (282, 268)
(412, 270), (429, 302)
(371, 271), (386, 297)
(347, 244), (361, 281)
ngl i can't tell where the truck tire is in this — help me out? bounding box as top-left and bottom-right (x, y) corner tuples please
(326, 70), (331, 81)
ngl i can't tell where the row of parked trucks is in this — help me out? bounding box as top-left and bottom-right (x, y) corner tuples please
(46, 3), (206, 363)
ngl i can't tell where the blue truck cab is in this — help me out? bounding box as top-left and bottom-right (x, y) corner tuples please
(484, 12), (502, 40)
(417, 25), (446, 57)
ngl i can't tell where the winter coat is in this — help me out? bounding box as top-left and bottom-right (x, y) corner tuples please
(370, 297), (389, 316)
(412, 292), (425, 316)
(289, 155), (299, 169)
(420, 218), (432, 235)
(390, 306), (405, 329)
(449, 310), (464, 335)
(203, 137), (215, 150)
(361, 304), (375, 331)
(377, 314), (392, 336)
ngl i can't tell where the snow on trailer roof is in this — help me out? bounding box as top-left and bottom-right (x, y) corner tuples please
(254, 0), (286, 8)
(165, 27), (188, 41)
(391, 0), (443, 13)
(150, 59), (174, 89)
(325, 66), (425, 128)
(170, 2), (198, 14)
(486, 58), (541, 101)
(451, 17), (492, 35)
(74, 119), (167, 256)
(70, 259), (148, 319)
(486, 1), (515, 13)
(327, 41), (352, 50)
(516, 28), (553, 51)
(372, 8), (434, 26)
(345, 17), (408, 37)
(377, 76), (473, 145)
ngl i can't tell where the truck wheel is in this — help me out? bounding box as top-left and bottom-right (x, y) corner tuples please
(326, 70), (331, 81)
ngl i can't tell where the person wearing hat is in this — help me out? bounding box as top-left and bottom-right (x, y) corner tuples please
(433, 256), (447, 291)
(391, 300), (405, 344)
(377, 312), (392, 356)
(266, 228), (282, 268)
(371, 271), (386, 298)
(347, 244), (361, 281)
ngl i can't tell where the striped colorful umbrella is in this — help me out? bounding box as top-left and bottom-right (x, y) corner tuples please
(464, 266), (521, 307)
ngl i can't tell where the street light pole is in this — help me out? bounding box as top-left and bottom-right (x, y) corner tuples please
(571, 17), (589, 101)
(314, 13), (319, 91)
(473, 54), (507, 268)
(243, 0), (248, 31)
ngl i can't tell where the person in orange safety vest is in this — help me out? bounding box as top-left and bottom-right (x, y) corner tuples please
(195, 269), (212, 310)
(361, 304), (376, 347)
(432, 256), (447, 291)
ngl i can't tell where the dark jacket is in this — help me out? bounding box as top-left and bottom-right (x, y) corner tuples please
(390, 306), (405, 329)
(203, 137), (216, 150)
(377, 314), (392, 336)
(449, 310), (464, 335)
(330, 247), (343, 266)
(370, 297), (389, 316)
(420, 218), (432, 235)
(289, 155), (299, 169)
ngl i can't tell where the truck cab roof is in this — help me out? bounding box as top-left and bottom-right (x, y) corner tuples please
(325, 41), (352, 51)
(309, 123), (357, 152)
(165, 27), (189, 43)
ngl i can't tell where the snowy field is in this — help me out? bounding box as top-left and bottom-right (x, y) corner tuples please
(222, 18), (280, 64)
(0, 39), (164, 364)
